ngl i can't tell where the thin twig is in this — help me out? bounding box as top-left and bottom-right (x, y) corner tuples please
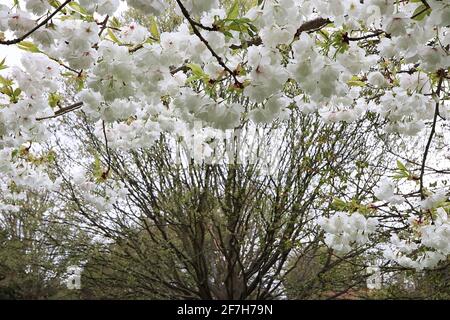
(231, 17), (331, 50)
(48, 56), (82, 75)
(344, 30), (384, 42)
(102, 120), (112, 176)
(98, 15), (109, 37)
(175, 0), (242, 86)
(419, 70), (445, 200)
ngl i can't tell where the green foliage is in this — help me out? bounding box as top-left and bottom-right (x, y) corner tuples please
(393, 160), (418, 181)
(92, 154), (109, 182)
(68, 2), (89, 16)
(0, 57), (7, 71)
(347, 76), (367, 87)
(149, 16), (160, 39)
(330, 197), (375, 215)
(48, 92), (61, 109)
(411, 4), (432, 21)
(0, 80), (21, 103)
(17, 41), (41, 53)
(186, 63), (210, 84)
(0, 191), (85, 299)
(227, 0), (240, 20)
(107, 29), (122, 44)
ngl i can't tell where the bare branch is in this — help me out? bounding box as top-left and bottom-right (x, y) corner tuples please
(419, 69), (445, 200)
(35, 101), (83, 121)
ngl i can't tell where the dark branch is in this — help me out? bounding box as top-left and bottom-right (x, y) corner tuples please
(102, 120), (112, 177)
(231, 17), (331, 49)
(294, 17), (332, 38)
(36, 101), (83, 121)
(175, 0), (242, 86)
(343, 30), (384, 42)
(419, 70), (445, 200)
(0, 0), (72, 45)
(98, 15), (109, 37)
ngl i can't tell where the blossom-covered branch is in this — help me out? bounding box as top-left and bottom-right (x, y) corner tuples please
(0, 0), (73, 45)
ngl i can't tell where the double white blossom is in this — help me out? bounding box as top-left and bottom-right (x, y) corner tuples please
(318, 212), (379, 254)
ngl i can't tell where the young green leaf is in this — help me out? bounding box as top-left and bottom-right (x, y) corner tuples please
(227, 0), (240, 20)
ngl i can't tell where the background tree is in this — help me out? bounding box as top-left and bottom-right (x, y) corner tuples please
(49, 107), (389, 299)
(0, 187), (86, 299)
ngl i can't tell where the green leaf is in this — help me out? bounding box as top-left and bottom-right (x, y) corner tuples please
(186, 63), (205, 78)
(110, 17), (121, 29)
(0, 75), (12, 86)
(68, 2), (89, 16)
(186, 75), (200, 84)
(223, 31), (233, 38)
(393, 161), (410, 179)
(17, 41), (40, 53)
(75, 77), (85, 91)
(411, 4), (431, 21)
(11, 149), (19, 159)
(330, 198), (348, 211)
(47, 150), (57, 163)
(227, 0), (239, 19)
(107, 29), (122, 44)
(92, 154), (105, 182)
(0, 57), (7, 71)
(347, 76), (366, 87)
(149, 17), (160, 39)
(396, 160), (407, 172)
(248, 23), (258, 33)
(48, 92), (61, 108)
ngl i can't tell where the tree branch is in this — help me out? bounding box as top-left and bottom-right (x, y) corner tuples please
(419, 70), (445, 200)
(35, 101), (83, 121)
(343, 30), (384, 42)
(0, 0), (72, 45)
(175, 0), (242, 86)
(230, 17), (331, 49)
(294, 17), (332, 38)
(102, 120), (112, 178)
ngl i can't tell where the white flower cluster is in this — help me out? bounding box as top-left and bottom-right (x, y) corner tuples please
(54, 20), (100, 70)
(318, 212), (379, 254)
(182, 0), (220, 17)
(420, 190), (447, 210)
(375, 90), (435, 136)
(25, 0), (51, 15)
(421, 209), (450, 255)
(0, 52), (60, 152)
(70, 166), (129, 212)
(374, 178), (404, 204)
(127, 0), (167, 16)
(78, 0), (120, 16)
(384, 208), (450, 270)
